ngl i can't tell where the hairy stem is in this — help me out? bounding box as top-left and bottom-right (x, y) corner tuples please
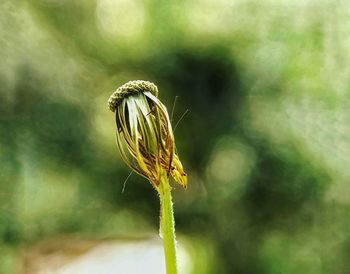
(158, 171), (178, 274)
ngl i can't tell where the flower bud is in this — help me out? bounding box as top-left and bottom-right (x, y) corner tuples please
(108, 80), (187, 188)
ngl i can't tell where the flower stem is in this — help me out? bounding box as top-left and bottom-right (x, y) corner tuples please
(158, 171), (178, 274)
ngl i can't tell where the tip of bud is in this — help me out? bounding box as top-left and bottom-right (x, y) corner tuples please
(108, 80), (158, 112)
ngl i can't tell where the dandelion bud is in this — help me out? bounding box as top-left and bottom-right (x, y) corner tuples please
(108, 80), (187, 188)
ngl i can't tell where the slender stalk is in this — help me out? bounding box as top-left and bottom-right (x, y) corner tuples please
(158, 171), (178, 274)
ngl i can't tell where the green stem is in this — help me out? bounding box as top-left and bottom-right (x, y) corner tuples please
(158, 171), (178, 274)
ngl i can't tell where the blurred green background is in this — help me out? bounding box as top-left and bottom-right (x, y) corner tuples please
(1, 0), (350, 273)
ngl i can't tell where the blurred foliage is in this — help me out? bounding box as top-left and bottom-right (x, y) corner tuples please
(1, 0), (350, 273)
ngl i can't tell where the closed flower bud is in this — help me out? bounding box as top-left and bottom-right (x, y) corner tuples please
(108, 80), (187, 189)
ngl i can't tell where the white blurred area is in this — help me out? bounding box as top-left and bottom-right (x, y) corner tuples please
(96, 0), (146, 42)
(24, 238), (190, 274)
